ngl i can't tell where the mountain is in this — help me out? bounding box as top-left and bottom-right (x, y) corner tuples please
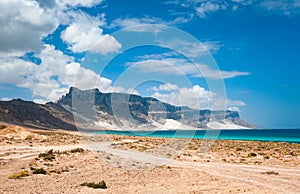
(0, 87), (254, 130)
(0, 99), (76, 130)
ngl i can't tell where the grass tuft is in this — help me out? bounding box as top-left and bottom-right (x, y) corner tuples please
(38, 150), (55, 161)
(262, 171), (279, 175)
(248, 152), (257, 157)
(80, 180), (107, 189)
(32, 168), (47, 175)
(0, 125), (7, 130)
(70, 148), (84, 153)
(8, 170), (29, 179)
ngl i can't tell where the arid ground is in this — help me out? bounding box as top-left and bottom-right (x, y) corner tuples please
(0, 124), (299, 194)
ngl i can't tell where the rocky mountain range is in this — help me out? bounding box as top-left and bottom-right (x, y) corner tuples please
(0, 87), (254, 130)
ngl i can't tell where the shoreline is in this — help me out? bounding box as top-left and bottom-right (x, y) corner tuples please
(92, 129), (300, 144)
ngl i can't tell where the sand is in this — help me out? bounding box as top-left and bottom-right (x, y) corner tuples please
(0, 125), (299, 193)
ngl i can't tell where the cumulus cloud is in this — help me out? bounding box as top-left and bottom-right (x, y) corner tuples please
(61, 13), (121, 54)
(151, 83), (179, 92)
(0, 0), (58, 54)
(0, 0), (120, 55)
(0, 56), (36, 85)
(0, 43), (141, 101)
(0, 0), (125, 102)
(127, 58), (250, 79)
(0, 44), (115, 101)
(29, 45), (113, 100)
(151, 83), (246, 111)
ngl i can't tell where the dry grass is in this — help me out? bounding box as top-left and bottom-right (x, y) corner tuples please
(8, 170), (29, 179)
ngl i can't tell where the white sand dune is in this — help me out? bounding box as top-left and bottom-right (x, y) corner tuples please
(207, 120), (250, 129)
(160, 119), (194, 130)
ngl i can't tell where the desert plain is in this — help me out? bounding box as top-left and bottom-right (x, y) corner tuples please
(0, 124), (299, 194)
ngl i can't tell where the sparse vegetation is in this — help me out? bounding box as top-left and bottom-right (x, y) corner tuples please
(0, 125), (7, 130)
(32, 168), (47, 175)
(28, 161), (37, 167)
(56, 148), (85, 155)
(8, 170), (29, 179)
(80, 180), (107, 189)
(38, 150), (55, 161)
(44, 163), (54, 167)
(248, 152), (257, 157)
(262, 171), (279, 175)
(138, 146), (147, 152)
(70, 148), (84, 153)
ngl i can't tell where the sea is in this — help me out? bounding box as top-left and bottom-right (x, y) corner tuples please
(95, 129), (300, 143)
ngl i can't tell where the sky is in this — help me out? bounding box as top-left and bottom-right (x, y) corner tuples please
(0, 0), (300, 128)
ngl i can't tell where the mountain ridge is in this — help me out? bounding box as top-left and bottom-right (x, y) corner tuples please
(0, 87), (254, 130)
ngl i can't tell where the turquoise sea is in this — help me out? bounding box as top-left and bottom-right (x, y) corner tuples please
(95, 129), (300, 143)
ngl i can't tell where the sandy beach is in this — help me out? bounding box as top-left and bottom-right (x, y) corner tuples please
(0, 125), (299, 193)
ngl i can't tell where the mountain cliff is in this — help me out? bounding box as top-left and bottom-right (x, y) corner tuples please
(0, 87), (253, 130)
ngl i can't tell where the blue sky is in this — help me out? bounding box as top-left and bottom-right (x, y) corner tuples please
(0, 0), (300, 128)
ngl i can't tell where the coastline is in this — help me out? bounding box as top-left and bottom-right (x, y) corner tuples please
(93, 129), (300, 143)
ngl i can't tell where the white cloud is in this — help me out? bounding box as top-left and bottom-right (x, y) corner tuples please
(55, 0), (103, 9)
(196, 2), (227, 18)
(29, 45), (113, 100)
(127, 58), (250, 79)
(33, 98), (48, 104)
(110, 15), (194, 33)
(105, 86), (140, 95)
(170, 0), (300, 18)
(0, 44), (135, 102)
(259, 0), (300, 15)
(0, 0), (58, 54)
(191, 63), (250, 79)
(227, 99), (246, 107)
(0, 56), (36, 85)
(151, 83), (246, 111)
(110, 17), (168, 33)
(0, 0), (135, 102)
(159, 39), (221, 58)
(151, 83), (179, 92)
(152, 87), (212, 110)
(1, 97), (12, 101)
(61, 13), (121, 54)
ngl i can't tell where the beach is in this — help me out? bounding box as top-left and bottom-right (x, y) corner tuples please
(0, 125), (299, 193)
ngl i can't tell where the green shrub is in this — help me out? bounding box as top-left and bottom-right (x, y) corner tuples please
(80, 180), (107, 189)
(70, 148), (84, 153)
(38, 150), (55, 161)
(248, 152), (257, 157)
(0, 125), (7, 130)
(262, 171), (279, 175)
(8, 170), (29, 179)
(32, 168), (47, 175)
